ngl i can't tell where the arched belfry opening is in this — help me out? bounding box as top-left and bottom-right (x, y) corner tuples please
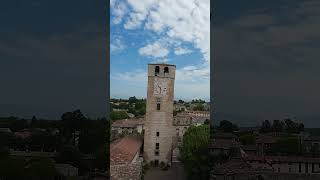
(155, 66), (160, 76)
(164, 67), (169, 76)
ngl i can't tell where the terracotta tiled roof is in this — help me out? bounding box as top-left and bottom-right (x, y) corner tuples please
(111, 119), (144, 128)
(212, 159), (258, 175)
(110, 136), (143, 164)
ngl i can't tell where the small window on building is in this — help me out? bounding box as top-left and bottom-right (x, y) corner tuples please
(156, 132), (159, 137)
(289, 167), (291, 173)
(157, 103), (161, 110)
(155, 66), (160, 76)
(312, 163), (315, 173)
(164, 67), (169, 74)
(155, 143), (160, 156)
(299, 163), (302, 173)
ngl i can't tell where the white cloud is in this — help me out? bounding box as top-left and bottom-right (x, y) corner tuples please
(124, 0), (157, 29)
(110, 70), (147, 99)
(111, 70), (147, 82)
(124, 0), (210, 62)
(176, 65), (210, 82)
(111, 1), (128, 25)
(174, 47), (192, 55)
(138, 41), (169, 58)
(110, 38), (125, 53)
(152, 58), (169, 63)
(111, 0), (210, 99)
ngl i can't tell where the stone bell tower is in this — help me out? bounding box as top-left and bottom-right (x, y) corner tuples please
(144, 63), (176, 165)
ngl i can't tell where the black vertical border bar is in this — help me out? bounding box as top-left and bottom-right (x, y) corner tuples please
(106, 0), (110, 177)
(106, 1), (110, 119)
(210, 0), (214, 139)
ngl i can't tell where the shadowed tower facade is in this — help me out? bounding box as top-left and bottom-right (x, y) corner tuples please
(144, 64), (176, 165)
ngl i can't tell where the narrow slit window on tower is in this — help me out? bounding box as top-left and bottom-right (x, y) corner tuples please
(157, 103), (160, 110)
(156, 132), (159, 137)
(155, 143), (160, 156)
(155, 66), (160, 76)
(164, 67), (169, 74)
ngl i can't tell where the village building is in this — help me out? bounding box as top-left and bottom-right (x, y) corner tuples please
(211, 158), (268, 180)
(209, 132), (241, 155)
(0, 127), (12, 133)
(55, 163), (78, 177)
(304, 136), (320, 153)
(111, 118), (144, 135)
(110, 136), (143, 180)
(245, 155), (320, 174)
(144, 64), (176, 165)
(174, 103), (186, 111)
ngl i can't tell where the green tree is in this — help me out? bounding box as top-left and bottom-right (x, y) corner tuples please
(180, 125), (210, 180)
(25, 157), (57, 180)
(261, 120), (272, 133)
(219, 120), (238, 132)
(56, 145), (82, 167)
(178, 99), (184, 103)
(79, 126), (106, 154)
(118, 103), (129, 109)
(272, 120), (284, 132)
(0, 157), (25, 179)
(269, 137), (299, 155)
(61, 109), (87, 143)
(298, 123), (305, 132)
(128, 96), (137, 104)
(240, 134), (256, 145)
(110, 111), (129, 121)
(193, 104), (205, 111)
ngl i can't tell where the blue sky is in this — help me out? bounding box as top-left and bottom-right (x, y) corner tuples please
(110, 0), (210, 101)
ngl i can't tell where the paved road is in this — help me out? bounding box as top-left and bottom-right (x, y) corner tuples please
(144, 163), (187, 180)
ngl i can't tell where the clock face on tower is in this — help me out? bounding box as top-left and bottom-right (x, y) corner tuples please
(153, 78), (168, 96)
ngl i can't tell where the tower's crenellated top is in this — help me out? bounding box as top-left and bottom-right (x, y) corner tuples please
(148, 63), (176, 78)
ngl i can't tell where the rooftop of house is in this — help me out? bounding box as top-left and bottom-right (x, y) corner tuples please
(111, 118), (144, 128)
(255, 135), (279, 144)
(241, 145), (257, 151)
(209, 139), (241, 149)
(245, 155), (320, 163)
(55, 163), (78, 170)
(212, 132), (238, 140)
(305, 136), (320, 141)
(211, 159), (261, 175)
(0, 128), (12, 133)
(110, 136), (143, 164)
